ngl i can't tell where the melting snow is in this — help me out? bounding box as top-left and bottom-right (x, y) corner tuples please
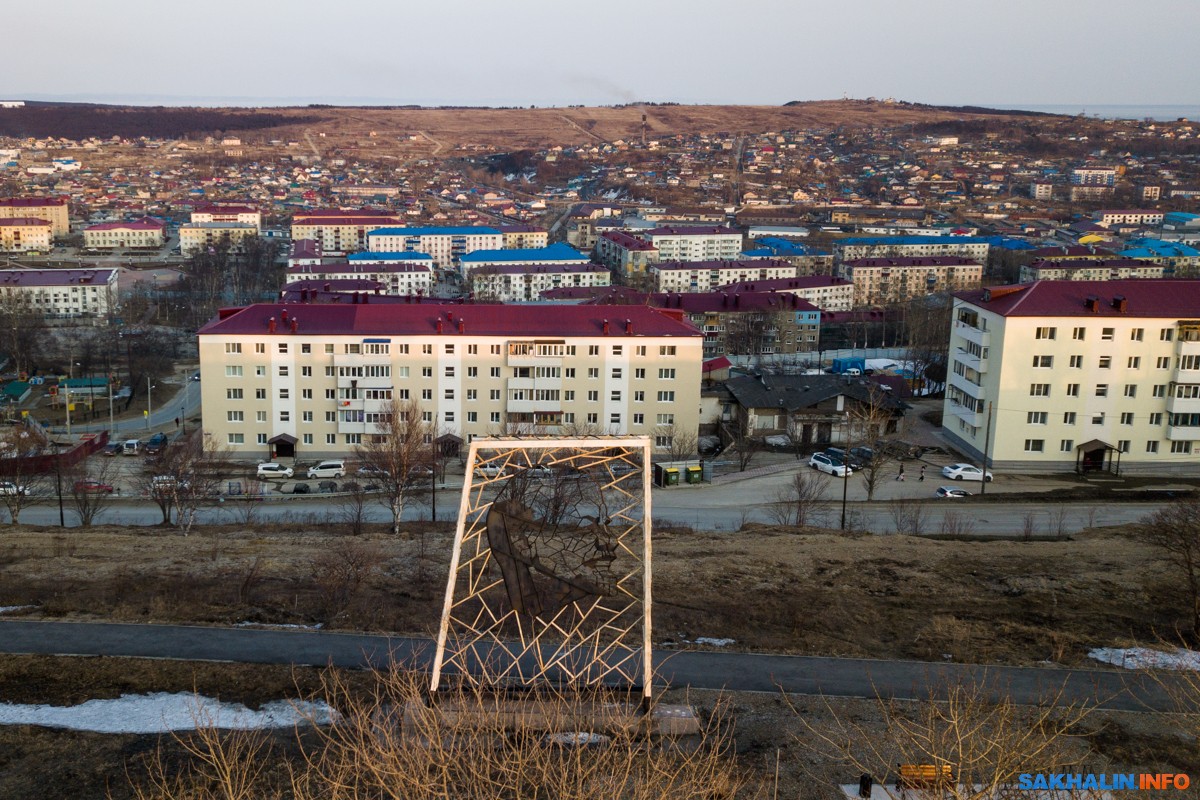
(1088, 646), (1200, 671)
(0, 692), (337, 733)
(693, 637), (736, 647)
(235, 621), (324, 630)
(0, 605), (35, 614)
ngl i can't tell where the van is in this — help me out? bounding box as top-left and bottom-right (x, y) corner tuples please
(144, 432), (168, 455)
(121, 439), (142, 455)
(306, 460), (346, 479)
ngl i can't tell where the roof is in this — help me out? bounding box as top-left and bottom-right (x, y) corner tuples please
(956, 279), (1200, 318)
(754, 236), (830, 257)
(294, 217), (401, 227)
(180, 222), (256, 230)
(599, 231), (657, 250)
(838, 235), (988, 246)
(199, 303), (702, 338)
(1098, 209), (1163, 216)
(471, 263), (607, 276)
(843, 256), (982, 268)
(290, 239), (321, 258)
(1025, 258), (1157, 270)
(0, 197), (66, 208)
(287, 262), (431, 275)
(0, 269), (115, 286)
(368, 226), (501, 237)
(1029, 245), (1116, 259)
(644, 226), (740, 237)
(646, 291), (820, 314)
(725, 373), (907, 414)
(292, 208), (397, 219)
(718, 276), (852, 293)
(653, 258), (793, 272)
(347, 251), (433, 262)
(0, 217), (51, 227)
(193, 204), (258, 215)
(1119, 238), (1200, 258)
(283, 279), (384, 291)
(460, 243), (589, 263)
(86, 219), (164, 232)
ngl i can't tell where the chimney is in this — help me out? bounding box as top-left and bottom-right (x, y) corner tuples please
(1084, 295), (1099, 312)
(625, 318), (633, 335)
(602, 318), (609, 335)
(437, 318), (444, 334)
(458, 319), (465, 334)
(324, 282), (331, 292)
(1112, 295), (1128, 312)
(281, 308), (289, 323)
(268, 317), (277, 333)
(290, 317), (298, 333)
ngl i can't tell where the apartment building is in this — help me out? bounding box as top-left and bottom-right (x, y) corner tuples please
(458, 243), (590, 276)
(1071, 167), (1117, 186)
(0, 268), (116, 318)
(198, 304), (702, 460)
(1097, 209), (1164, 228)
(366, 226), (503, 269)
(0, 197), (69, 237)
(646, 291), (820, 358)
(0, 218), (52, 252)
(1030, 182), (1055, 201)
(594, 230), (659, 274)
(744, 237), (835, 276)
(641, 226), (743, 262)
(835, 235), (990, 265)
(1071, 185), (1115, 202)
(943, 280), (1200, 475)
(291, 210), (404, 256)
(285, 262), (435, 296)
(469, 264), (611, 303)
(83, 218), (165, 250)
(839, 257), (983, 306)
(191, 204), (262, 232)
(1117, 239), (1200, 277)
(715, 276), (854, 312)
(496, 224), (549, 250)
(180, 222), (257, 255)
(651, 259), (797, 294)
(1019, 258), (1165, 283)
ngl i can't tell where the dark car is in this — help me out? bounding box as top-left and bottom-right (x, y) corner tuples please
(144, 432), (168, 455)
(73, 480), (114, 494)
(292, 482), (310, 495)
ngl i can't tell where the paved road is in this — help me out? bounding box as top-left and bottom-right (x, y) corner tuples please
(0, 621), (1171, 712)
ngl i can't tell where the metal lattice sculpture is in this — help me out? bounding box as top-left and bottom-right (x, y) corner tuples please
(431, 436), (653, 702)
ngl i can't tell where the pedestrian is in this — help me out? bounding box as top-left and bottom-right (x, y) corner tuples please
(175, 416), (180, 429)
(896, 464), (905, 481)
(919, 465), (926, 482)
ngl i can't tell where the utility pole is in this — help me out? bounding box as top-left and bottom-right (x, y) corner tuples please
(108, 375), (114, 436)
(146, 376), (153, 431)
(980, 401), (993, 496)
(840, 413), (850, 530)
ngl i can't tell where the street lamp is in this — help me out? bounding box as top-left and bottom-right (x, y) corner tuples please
(146, 377), (156, 431)
(840, 412), (850, 531)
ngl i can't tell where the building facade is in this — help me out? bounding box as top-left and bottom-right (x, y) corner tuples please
(943, 280), (1200, 475)
(715, 276), (855, 312)
(594, 230), (659, 274)
(83, 219), (165, 250)
(835, 236), (990, 265)
(366, 226), (503, 269)
(0, 268), (116, 318)
(0, 218), (52, 252)
(1097, 209), (1164, 228)
(198, 304), (702, 460)
(191, 204), (262, 231)
(651, 259), (797, 294)
(458, 243), (590, 276)
(180, 222), (257, 255)
(1019, 258), (1165, 283)
(291, 210), (404, 256)
(497, 225), (549, 250)
(469, 264), (611, 303)
(642, 226), (743, 262)
(0, 197), (69, 237)
(838, 257), (983, 306)
(285, 263), (435, 296)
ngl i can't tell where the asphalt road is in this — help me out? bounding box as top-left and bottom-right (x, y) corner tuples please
(0, 620), (1171, 712)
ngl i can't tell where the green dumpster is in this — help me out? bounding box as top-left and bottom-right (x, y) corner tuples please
(664, 467), (680, 486)
(685, 466), (702, 484)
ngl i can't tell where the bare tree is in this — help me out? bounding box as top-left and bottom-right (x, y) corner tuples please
(767, 470), (828, 527)
(354, 398), (433, 537)
(0, 423), (51, 525)
(888, 498), (930, 536)
(66, 453), (119, 527)
(1135, 497), (1200, 640)
(846, 383), (902, 501)
(335, 481), (372, 537)
(140, 431), (228, 535)
(655, 423), (698, 461)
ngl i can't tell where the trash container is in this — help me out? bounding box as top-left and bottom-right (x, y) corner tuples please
(685, 466), (702, 484)
(664, 467), (680, 486)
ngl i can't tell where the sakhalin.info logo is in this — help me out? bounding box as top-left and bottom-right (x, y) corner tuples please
(1017, 773), (1190, 791)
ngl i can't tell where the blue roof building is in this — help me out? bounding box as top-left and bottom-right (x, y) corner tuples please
(459, 243), (590, 265)
(752, 237), (830, 258)
(348, 251), (434, 263)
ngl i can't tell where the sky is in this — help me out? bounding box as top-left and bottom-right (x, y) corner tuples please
(4, 0), (1198, 109)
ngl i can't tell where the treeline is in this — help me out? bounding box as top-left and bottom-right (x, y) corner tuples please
(0, 106), (319, 140)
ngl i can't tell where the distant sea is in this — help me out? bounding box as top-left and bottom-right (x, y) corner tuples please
(993, 104), (1200, 121)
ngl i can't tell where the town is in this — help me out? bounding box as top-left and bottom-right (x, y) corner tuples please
(2, 95), (1200, 798)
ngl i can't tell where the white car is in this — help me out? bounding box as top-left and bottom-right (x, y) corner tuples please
(474, 464), (507, 479)
(808, 452), (851, 477)
(941, 463), (993, 482)
(306, 460), (346, 479)
(256, 462), (294, 480)
(0, 481), (27, 495)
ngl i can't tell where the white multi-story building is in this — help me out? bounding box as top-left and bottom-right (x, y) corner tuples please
(594, 230), (660, 274)
(835, 236), (990, 265)
(1097, 209), (1164, 228)
(285, 262), (435, 296)
(641, 226), (743, 262)
(458, 243), (590, 276)
(0, 268), (116, 319)
(469, 264), (611, 303)
(191, 204), (262, 232)
(0, 197), (69, 237)
(198, 304), (702, 461)
(1019, 259), (1165, 283)
(943, 280), (1200, 475)
(838, 257), (983, 306)
(291, 210), (404, 256)
(366, 226), (503, 269)
(180, 222), (257, 255)
(715, 276), (855, 312)
(0, 218), (52, 252)
(651, 259), (797, 294)
(83, 218), (165, 249)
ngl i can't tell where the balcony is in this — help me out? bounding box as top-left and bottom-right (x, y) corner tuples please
(1167, 425), (1199, 442)
(947, 400), (984, 428)
(1167, 393), (1200, 415)
(953, 347), (988, 374)
(506, 398), (563, 414)
(1177, 336), (1200, 358)
(953, 320), (990, 348)
(948, 372), (985, 401)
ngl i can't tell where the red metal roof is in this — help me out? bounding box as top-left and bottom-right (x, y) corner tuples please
(199, 303), (702, 337)
(599, 231), (656, 250)
(0, 197), (67, 208)
(0, 269), (114, 286)
(0, 217), (51, 227)
(843, 256), (981, 268)
(718, 276), (851, 292)
(654, 258), (793, 272)
(956, 279), (1200, 317)
(86, 219), (164, 231)
(645, 226), (738, 236)
(293, 217), (401, 227)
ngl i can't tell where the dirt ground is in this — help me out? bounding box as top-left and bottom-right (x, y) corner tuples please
(0, 521), (1181, 668)
(0, 655), (1195, 800)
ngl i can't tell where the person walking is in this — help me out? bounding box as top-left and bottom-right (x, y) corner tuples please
(896, 464), (905, 481)
(919, 465), (926, 482)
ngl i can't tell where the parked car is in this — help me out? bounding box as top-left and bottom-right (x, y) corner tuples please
(824, 447), (864, 470)
(103, 442), (122, 456)
(144, 432), (168, 455)
(808, 452), (851, 477)
(850, 446), (875, 466)
(306, 460), (346, 479)
(406, 464), (435, 485)
(317, 480), (338, 493)
(941, 463), (993, 482)
(517, 464), (553, 480)
(357, 464), (388, 477)
(121, 439), (142, 455)
(73, 480), (114, 494)
(0, 481), (27, 495)
(256, 462), (294, 480)
(150, 475), (190, 491)
(291, 482), (310, 495)
(474, 464), (506, 479)
(935, 485), (972, 498)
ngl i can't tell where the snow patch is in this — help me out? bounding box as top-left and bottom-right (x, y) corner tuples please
(1089, 646), (1200, 671)
(235, 621), (324, 630)
(0, 692), (337, 733)
(0, 605), (35, 614)
(692, 637), (736, 648)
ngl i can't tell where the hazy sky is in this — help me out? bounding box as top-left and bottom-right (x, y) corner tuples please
(5, 0), (1198, 108)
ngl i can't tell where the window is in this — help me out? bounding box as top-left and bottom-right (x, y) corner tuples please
(1069, 355), (1083, 369)
(302, 389), (312, 400)
(1027, 412), (1047, 425)
(468, 344), (478, 355)
(467, 366), (478, 378)
(1030, 383), (1050, 397)
(325, 344), (335, 354)
(632, 413), (644, 425)
(1172, 441), (1193, 454)
(326, 434), (336, 444)
(255, 388), (267, 399)
(1131, 328), (1144, 342)
(587, 390), (599, 402)
(302, 411), (313, 423)
(659, 368), (677, 379)
(1121, 412), (1134, 425)
(490, 367), (501, 378)
(1154, 385), (1167, 398)
(280, 411), (290, 422)
(564, 390), (575, 401)
(588, 345), (599, 356)
(610, 413), (621, 425)
(444, 389), (455, 400)
(344, 434), (362, 445)
(490, 345), (501, 355)
(660, 345), (677, 356)
(1147, 440), (1160, 453)
(1033, 356), (1053, 368)
(225, 343), (241, 354)
(1182, 355), (1200, 371)
(225, 365), (243, 377)
(635, 345), (646, 356)
(466, 389), (477, 401)
(1060, 439), (1073, 452)
(303, 434), (313, 445)
(1098, 356), (1111, 369)
(490, 412), (501, 423)
(610, 390), (621, 401)
(422, 367), (433, 378)
(255, 343), (266, 354)
(1124, 384), (1137, 398)
(587, 413), (598, 424)
(611, 368), (622, 379)
(422, 344), (433, 355)
(1035, 327), (1057, 340)
(1128, 357), (1141, 369)
(634, 368), (646, 379)
(1158, 356), (1171, 369)
(325, 411), (335, 422)
(657, 391), (675, 402)
(278, 343), (288, 354)
(490, 389), (501, 400)
(1151, 413), (1163, 425)
(445, 344), (454, 354)
(1119, 440), (1130, 453)
(421, 389), (432, 400)
(325, 366), (335, 377)
(445, 412), (455, 422)
(612, 345), (622, 355)
(257, 434), (268, 445)
(656, 413), (675, 425)
(1072, 327), (1085, 341)
(301, 344), (311, 354)
(345, 343), (361, 354)
(227, 411), (243, 422)
(1161, 328), (1175, 342)
(467, 411), (477, 422)
(255, 366), (266, 376)
(634, 391), (645, 402)
(1024, 439), (1044, 452)
(1066, 383), (1079, 397)
(1095, 384), (1108, 397)
(564, 368), (576, 378)
(325, 389), (335, 399)
(1101, 327), (1114, 341)
(445, 366), (455, 378)
(1092, 413), (1105, 425)
(299, 366), (311, 378)
(227, 433), (244, 444)
(256, 411), (267, 422)
(1063, 412), (1076, 424)
(588, 368), (599, 379)
(226, 388), (243, 400)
